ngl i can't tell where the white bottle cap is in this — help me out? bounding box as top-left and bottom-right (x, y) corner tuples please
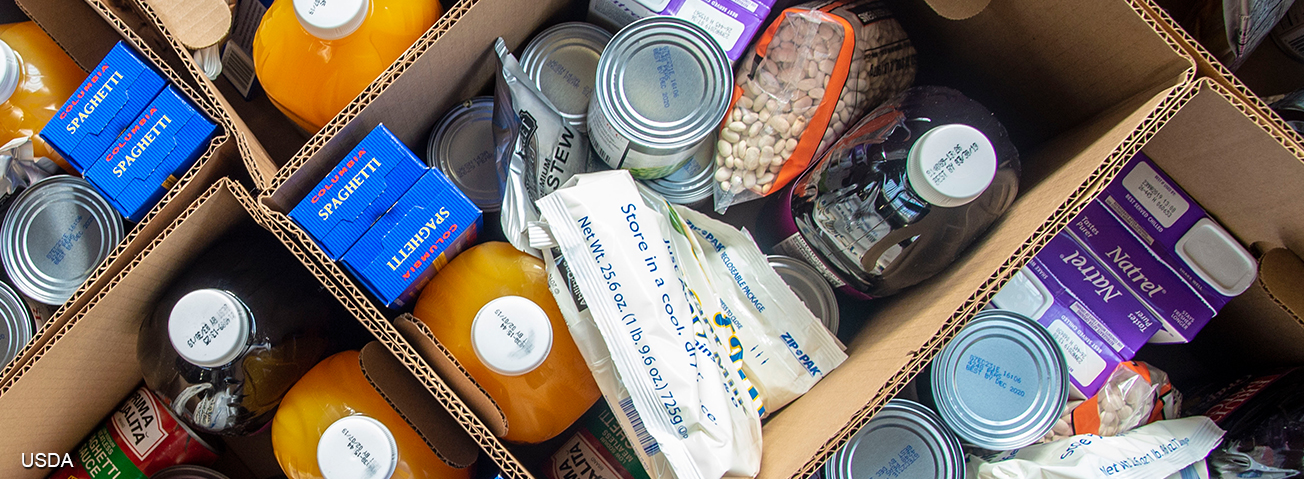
(1175, 217), (1257, 296)
(317, 415), (399, 479)
(906, 124), (998, 208)
(0, 40), (21, 105)
(294, 0), (369, 41)
(167, 289), (252, 368)
(471, 296), (554, 376)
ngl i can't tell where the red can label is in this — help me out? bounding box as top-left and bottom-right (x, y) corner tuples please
(48, 387), (218, 479)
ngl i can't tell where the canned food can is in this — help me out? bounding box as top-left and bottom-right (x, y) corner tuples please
(149, 465), (231, 479)
(925, 309), (1069, 450)
(824, 399), (964, 479)
(49, 386), (220, 479)
(1, 175), (123, 305)
(0, 280), (32, 366)
(428, 97), (503, 212)
(767, 254), (840, 336)
(641, 131), (716, 207)
(520, 22), (612, 132)
(588, 16), (732, 180)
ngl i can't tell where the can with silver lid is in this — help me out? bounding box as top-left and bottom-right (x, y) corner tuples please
(641, 131), (716, 207)
(149, 465), (230, 479)
(1, 175), (123, 305)
(923, 309), (1068, 450)
(520, 22), (612, 132)
(824, 399), (964, 479)
(588, 16), (732, 180)
(428, 97), (502, 212)
(768, 254), (840, 336)
(0, 281), (32, 366)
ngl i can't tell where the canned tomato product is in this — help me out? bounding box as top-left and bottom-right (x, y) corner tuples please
(824, 399), (964, 479)
(923, 309), (1068, 450)
(768, 254), (840, 336)
(520, 22), (612, 132)
(641, 131), (716, 207)
(588, 16), (732, 180)
(149, 465), (231, 479)
(428, 97), (502, 212)
(1, 175), (123, 305)
(0, 280), (32, 366)
(49, 386), (219, 479)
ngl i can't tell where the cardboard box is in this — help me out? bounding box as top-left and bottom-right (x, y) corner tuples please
(0, 0), (234, 385)
(86, 85), (218, 222)
(39, 40), (167, 173)
(289, 124), (427, 260)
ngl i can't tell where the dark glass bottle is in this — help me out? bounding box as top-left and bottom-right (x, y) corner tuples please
(775, 86), (1020, 299)
(137, 225), (343, 436)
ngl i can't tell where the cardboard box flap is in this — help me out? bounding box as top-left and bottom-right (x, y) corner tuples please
(1259, 247), (1304, 322)
(140, 0), (230, 49)
(360, 341), (480, 469)
(394, 314), (509, 438)
(922, 0), (991, 20)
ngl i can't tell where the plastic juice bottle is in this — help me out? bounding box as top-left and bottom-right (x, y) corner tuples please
(252, 0), (442, 132)
(0, 22), (86, 173)
(413, 241), (601, 444)
(272, 350), (474, 479)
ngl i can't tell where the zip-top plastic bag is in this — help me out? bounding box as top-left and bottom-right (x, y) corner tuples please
(1043, 361), (1182, 443)
(711, 0), (916, 213)
(493, 37), (598, 255)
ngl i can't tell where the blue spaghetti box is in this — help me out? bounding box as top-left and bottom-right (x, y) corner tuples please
(41, 41), (167, 173)
(289, 124), (427, 259)
(341, 169), (481, 308)
(84, 86), (217, 222)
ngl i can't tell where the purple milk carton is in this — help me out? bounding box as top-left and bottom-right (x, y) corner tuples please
(587, 0), (772, 61)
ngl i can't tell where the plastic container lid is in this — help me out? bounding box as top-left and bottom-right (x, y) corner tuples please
(168, 289), (252, 368)
(317, 415), (399, 479)
(427, 97), (502, 211)
(929, 309), (1068, 450)
(768, 255), (840, 336)
(0, 281), (32, 367)
(471, 295), (554, 376)
(906, 124), (998, 208)
(294, 0), (368, 41)
(1174, 217), (1257, 296)
(519, 22), (612, 131)
(0, 40), (20, 105)
(824, 399), (964, 479)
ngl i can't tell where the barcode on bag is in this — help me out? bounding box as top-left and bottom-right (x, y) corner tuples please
(221, 43), (257, 98)
(619, 397), (660, 457)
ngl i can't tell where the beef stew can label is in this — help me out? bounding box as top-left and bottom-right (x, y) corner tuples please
(48, 387), (218, 479)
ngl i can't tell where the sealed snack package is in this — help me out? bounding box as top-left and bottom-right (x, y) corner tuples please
(966, 416), (1225, 479)
(535, 170), (762, 479)
(1186, 0), (1296, 71)
(493, 37), (597, 254)
(1043, 361), (1182, 442)
(712, 0), (916, 212)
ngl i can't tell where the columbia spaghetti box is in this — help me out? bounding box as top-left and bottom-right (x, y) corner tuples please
(341, 168), (482, 308)
(290, 124), (427, 259)
(85, 86), (217, 222)
(41, 41), (167, 173)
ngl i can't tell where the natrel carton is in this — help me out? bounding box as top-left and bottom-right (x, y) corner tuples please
(84, 86), (217, 222)
(41, 41), (166, 173)
(289, 124), (426, 259)
(587, 0), (773, 61)
(341, 169), (481, 308)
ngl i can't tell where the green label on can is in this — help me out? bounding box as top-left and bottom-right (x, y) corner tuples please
(78, 426), (146, 479)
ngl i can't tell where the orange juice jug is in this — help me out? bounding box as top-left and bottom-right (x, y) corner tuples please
(252, 0), (442, 132)
(272, 350), (473, 479)
(0, 22), (86, 173)
(413, 241), (601, 444)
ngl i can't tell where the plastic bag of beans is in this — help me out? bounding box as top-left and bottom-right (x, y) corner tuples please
(711, 0), (916, 213)
(1042, 361), (1182, 443)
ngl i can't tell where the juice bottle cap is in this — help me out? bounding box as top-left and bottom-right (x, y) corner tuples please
(167, 289), (252, 368)
(471, 295), (554, 376)
(906, 124), (998, 208)
(0, 40), (19, 105)
(294, 0), (369, 41)
(317, 415), (399, 479)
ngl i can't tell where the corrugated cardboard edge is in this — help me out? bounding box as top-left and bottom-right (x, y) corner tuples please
(359, 341), (481, 469)
(1139, 1), (1304, 159)
(776, 3), (1199, 477)
(257, 207), (537, 479)
(139, 0), (230, 49)
(1, 0), (236, 384)
(264, 0), (478, 191)
(393, 314), (510, 437)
